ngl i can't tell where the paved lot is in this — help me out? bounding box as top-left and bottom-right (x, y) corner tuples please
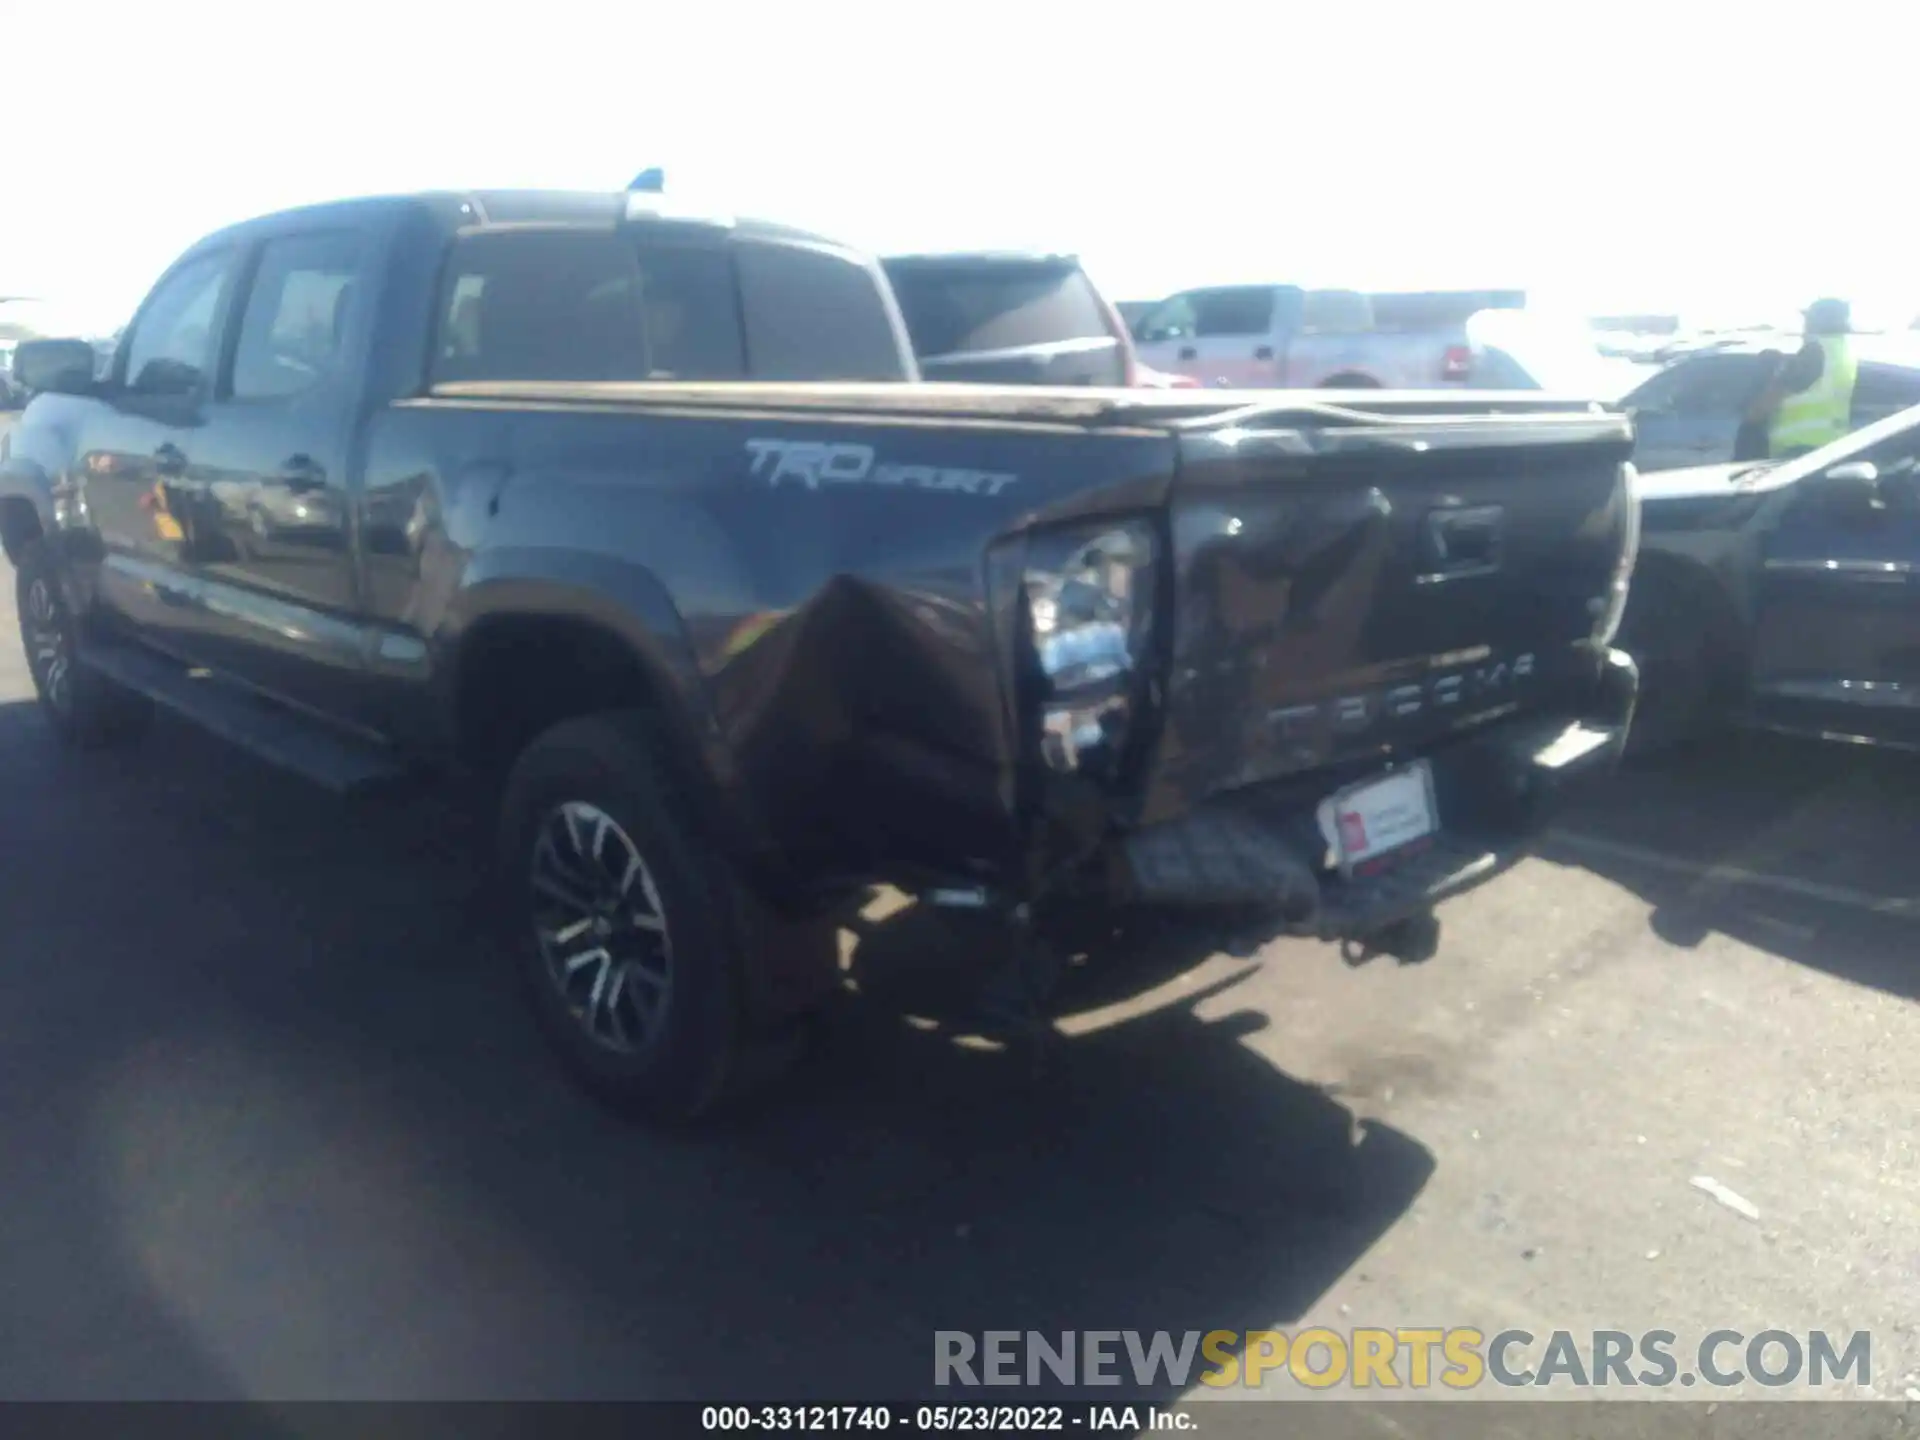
(0, 563), (1914, 1403)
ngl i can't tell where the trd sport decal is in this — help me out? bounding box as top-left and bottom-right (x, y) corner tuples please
(745, 439), (1017, 496)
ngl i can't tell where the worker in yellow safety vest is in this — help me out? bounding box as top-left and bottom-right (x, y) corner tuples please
(1745, 298), (1859, 459)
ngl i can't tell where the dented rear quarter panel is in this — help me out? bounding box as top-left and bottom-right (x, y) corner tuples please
(376, 392), (1179, 881)
(368, 385), (1631, 894)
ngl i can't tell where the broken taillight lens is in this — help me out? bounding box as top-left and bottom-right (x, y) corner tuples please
(1021, 520), (1157, 774)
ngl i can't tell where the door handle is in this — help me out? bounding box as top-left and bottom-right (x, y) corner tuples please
(279, 455), (326, 492)
(1178, 346), (1197, 361)
(153, 443), (187, 477)
(1254, 345), (1276, 361)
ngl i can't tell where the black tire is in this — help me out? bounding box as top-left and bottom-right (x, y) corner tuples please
(14, 539), (153, 748)
(496, 711), (768, 1123)
(1620, 569), (1732, 760)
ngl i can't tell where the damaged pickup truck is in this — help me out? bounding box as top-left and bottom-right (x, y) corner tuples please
(0, 190), (1640, 1120)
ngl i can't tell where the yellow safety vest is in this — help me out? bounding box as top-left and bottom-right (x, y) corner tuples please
(1768, 335), (1857, 456)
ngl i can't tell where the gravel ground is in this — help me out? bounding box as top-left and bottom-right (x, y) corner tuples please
(0, 562), (1912, 1405)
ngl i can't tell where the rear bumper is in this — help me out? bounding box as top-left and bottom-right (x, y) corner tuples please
(1111, 647), (1638, 939)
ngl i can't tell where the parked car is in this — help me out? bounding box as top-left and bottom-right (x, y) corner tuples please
(1, 189), (1638, 1121)
(1620, 401), (1920, 751)
(1621, 339), (1920, 473)
(880, 251), (1143, 387)
(1130, 284), (1479, 390)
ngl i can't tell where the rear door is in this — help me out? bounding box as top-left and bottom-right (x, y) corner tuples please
(359, 223), (753, 697)
(1281, 289), (1393, 386)
(1749, 424), (1920, 745)
(1134, 287), (1281, 387)
(1624, 354), (1769, 471)
(882, 257), (1128, 386)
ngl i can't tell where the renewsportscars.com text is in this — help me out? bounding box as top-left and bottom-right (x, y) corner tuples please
(934, 1328), (1873, 1391)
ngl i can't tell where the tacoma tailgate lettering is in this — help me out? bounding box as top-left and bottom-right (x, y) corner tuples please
(1265, 652), (1538, 736)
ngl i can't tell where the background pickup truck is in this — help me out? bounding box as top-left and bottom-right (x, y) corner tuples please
(1132, 283), (1483, 390)
(0, 189), (1639, 1122)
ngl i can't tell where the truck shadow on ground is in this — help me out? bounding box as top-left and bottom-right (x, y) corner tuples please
(1538, 729), (1920, 1002)
(0, 703), (1432, 1401)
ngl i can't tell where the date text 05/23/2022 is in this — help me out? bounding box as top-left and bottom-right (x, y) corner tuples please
(701, 1406), (1191, 1433)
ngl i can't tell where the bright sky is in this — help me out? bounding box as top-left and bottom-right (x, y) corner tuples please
(4, 0), (1918, 336)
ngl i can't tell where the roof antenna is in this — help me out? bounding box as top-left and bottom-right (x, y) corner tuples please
(628, 168), (665, 194)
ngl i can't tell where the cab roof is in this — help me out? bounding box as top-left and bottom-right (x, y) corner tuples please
(186, 189), (849, 254)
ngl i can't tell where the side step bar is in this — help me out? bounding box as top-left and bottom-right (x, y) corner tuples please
(78, 642), (414, 797)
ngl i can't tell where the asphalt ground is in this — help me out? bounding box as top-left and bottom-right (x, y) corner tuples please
(0, 558), (1913, 1405)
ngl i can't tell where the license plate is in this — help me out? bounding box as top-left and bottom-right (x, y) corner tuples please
(1318, 762), (1439, 872)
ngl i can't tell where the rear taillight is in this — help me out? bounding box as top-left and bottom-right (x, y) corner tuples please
(1441, 345), (1472, 383)
(1020, 521), (1157, 775)
(1591, 463), (1642, 647)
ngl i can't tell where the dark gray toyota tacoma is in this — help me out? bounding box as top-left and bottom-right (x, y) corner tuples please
(0, 189), (1640, 1120)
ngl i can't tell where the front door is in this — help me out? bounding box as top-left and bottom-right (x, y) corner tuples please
(82, 248), (240, 650)
(1749, 425), (1920, 746)
(1133, 286), (1280, 387)
(184, 228), (371, 717)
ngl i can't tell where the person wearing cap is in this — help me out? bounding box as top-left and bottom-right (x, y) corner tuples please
(1742, 298), (1859, 459)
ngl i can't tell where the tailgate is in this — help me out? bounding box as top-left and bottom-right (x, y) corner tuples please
(918, 336), (1129, 387)
(1141, 400), (1635, 816)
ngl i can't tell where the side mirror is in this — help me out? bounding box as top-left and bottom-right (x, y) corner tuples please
(1808, 459), (1882, 513)
(11, 338), (99, 397)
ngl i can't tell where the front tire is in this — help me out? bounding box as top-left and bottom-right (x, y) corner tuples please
(14, 539), (153, 748)
(496, 712), (759, 1123)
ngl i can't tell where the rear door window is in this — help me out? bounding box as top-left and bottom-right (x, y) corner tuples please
(1301, 290), (1374, 334)
(1630, 355), (1764, 415)
(1672, 355), (1770, 414)
(883, 260), (1111, 358)
(1851, 364), (1920, 423)
(231, 231), (366, 401)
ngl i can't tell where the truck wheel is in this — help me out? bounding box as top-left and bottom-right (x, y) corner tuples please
(14, 540), (153, 748)
(496, 711), (753, 1123)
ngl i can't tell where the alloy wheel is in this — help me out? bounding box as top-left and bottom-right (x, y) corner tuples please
(529, 800), (673, 1053)
(24, 577), (72, 715)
